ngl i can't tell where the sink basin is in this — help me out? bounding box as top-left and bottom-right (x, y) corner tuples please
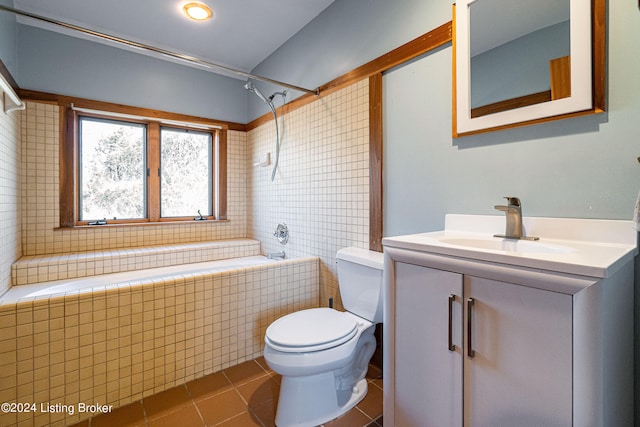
(437, 237), (574, 254)
(382, 214), (638, 278)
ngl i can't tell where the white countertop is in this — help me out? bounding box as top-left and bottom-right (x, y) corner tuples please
(382, 215), (638, 278)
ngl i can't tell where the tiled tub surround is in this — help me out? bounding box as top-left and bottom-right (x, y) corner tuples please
(0, 256), (319, 427)
(11, 239), (260, 286)
(17, 77), (371, 308)
(248, 79), (371, 311)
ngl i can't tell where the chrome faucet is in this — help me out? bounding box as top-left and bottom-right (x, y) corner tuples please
(494, 197), (539, 240)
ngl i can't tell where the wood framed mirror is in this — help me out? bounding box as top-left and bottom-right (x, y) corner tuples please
(453, 0), (605, 137)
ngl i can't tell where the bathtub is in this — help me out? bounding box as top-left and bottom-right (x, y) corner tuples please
(1, 255), (278, 303)
(0, 254), (320, 427)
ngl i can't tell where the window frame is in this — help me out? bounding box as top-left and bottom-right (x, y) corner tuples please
(60, 102), (228, 228)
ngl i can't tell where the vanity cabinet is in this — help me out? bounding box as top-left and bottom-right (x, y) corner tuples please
(383, 215), (637, 427)
(393, 262), (572, 426)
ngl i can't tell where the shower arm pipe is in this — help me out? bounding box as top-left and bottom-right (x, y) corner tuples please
(0, 5), (320, 97)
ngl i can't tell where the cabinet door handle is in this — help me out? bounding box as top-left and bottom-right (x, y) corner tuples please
(448, 294), (456, 351)
(467, 298), (475, 359)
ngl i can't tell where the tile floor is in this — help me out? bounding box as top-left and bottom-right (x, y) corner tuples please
(70, 357), (383, 427)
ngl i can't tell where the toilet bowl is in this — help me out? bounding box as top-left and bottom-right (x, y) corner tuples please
(263, 247), (384, 427)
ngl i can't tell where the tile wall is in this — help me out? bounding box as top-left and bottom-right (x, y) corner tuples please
(16, 78), (371, 301)
(0, 78), (371, 426)
(0, 257), (319, 427)
(19, 102), (248, 257)
(248, 79), (371, 309)
(0, 104), (21, 296)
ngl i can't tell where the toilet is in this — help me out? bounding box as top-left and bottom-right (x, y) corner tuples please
(263, 247), (384, 427)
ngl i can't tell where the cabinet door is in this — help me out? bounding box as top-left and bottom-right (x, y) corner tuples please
(394, 262), (463, 426)
(464, 276), (572, 427)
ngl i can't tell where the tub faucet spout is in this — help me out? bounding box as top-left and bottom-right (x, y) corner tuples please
(267, 251), (286, 260)
(493, 197), (538, 240)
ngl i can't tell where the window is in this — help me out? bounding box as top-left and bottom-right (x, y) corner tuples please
(160, 127), (212, 218)
(79, 117), (147, 221)
(60, 102), (227, 227)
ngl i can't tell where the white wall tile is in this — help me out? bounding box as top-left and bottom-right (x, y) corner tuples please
(248, 79), (370, 308)
(0, 105), (21, 295)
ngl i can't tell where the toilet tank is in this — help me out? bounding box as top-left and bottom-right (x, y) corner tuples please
(336, 247), (384, 323)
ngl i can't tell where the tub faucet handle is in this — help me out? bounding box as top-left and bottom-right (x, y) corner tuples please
(273, 223), (289, 245)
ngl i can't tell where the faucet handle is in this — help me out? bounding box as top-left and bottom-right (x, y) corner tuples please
(273, 223), (289, 245)
(504, 196), (521, 207)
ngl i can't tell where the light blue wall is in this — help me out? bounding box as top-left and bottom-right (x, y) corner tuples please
(383, 46), (453, 235)
(16, 25), (248, 123)
(0, 0), (18, 76)
(384, 42), (640, 233)
(383, 0), (640, 235)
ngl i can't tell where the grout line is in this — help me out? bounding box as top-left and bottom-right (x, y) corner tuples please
(140, 398), (150, 427)
(143, 385), (193, 423)
(355, 405), (373, 421)
(184, 382), (207, 427)
(214, 362), (270, 427)
(246, 406), (268, 427)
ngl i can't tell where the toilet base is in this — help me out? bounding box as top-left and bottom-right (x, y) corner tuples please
(275, 374), (368, 427)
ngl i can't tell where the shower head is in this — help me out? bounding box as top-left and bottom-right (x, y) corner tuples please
(244, 80), (285, 182)
(244, 81), (269, 105)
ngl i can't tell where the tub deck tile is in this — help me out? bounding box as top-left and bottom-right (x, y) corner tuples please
(11, 239), (261, 286)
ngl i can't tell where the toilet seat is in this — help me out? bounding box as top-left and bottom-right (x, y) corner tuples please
(265, 308), (359, 352)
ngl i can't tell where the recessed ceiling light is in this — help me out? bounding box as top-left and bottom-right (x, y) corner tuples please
(183, 2), (213, 21)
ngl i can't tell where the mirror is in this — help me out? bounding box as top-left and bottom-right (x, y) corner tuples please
(453, 0), (605, 137)
(470, 0), (570, 114)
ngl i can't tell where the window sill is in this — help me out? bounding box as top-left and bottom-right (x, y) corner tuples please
(55, 219), (230, 231)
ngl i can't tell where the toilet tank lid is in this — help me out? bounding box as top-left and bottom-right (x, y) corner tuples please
(336, 247), (384, 270)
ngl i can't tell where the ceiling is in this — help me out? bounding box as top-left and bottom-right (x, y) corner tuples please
(11, 0), (337, 78)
